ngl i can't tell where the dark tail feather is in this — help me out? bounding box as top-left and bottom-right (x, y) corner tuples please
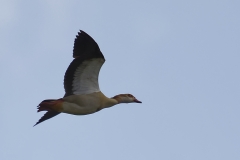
(34, 111), (60, 126)
(37, 99), (60, 112)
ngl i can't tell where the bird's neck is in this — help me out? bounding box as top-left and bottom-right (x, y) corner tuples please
(98, 92), (123, 108)
(106, 94), (128, 106)
(104, 97), (119, 108)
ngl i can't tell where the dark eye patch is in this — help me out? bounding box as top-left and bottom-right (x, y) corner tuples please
(128, 94), (133, 97)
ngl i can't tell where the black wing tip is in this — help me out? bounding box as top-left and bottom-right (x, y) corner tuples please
(75, 30), (88, 38)
(33, 122), (40, 127)
(33, 119), (43, 127)
(76, 30), (95, 41)
(33, 111), (60, 127)
(73, 29), (102, 59)
(79, 30), (85, 33)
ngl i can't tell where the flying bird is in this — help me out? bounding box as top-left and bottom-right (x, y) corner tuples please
(34, 30), (142, 126)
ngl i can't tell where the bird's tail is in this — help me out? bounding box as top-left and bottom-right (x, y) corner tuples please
(37, 99), (64, 112)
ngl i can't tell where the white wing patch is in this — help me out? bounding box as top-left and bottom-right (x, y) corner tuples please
(72, 58), (105, 95)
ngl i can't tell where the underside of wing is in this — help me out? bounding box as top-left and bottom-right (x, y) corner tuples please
(34, 111), (60, 126)
(64, 30), (105, 97)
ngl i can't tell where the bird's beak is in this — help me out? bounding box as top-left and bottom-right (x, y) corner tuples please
(134, 98), (142, 103)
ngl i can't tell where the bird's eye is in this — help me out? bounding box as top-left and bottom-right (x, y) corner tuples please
(128, 94), (133, 97)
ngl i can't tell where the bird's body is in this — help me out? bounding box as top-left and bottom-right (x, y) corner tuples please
(34, 30), (141, 126)
(62, 92), (118, 115)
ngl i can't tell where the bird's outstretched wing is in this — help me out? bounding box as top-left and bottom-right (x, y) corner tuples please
(64, 30), (105, 97)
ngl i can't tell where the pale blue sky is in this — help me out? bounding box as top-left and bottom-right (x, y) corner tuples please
(1, 0), (240, 160)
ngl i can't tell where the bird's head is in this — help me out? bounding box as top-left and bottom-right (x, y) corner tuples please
(112, 94), (142, 104)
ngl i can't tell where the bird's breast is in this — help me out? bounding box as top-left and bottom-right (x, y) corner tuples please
(61, 101), (101, 115)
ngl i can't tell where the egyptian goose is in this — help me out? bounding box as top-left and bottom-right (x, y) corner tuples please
(34, 30), (142, 126)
